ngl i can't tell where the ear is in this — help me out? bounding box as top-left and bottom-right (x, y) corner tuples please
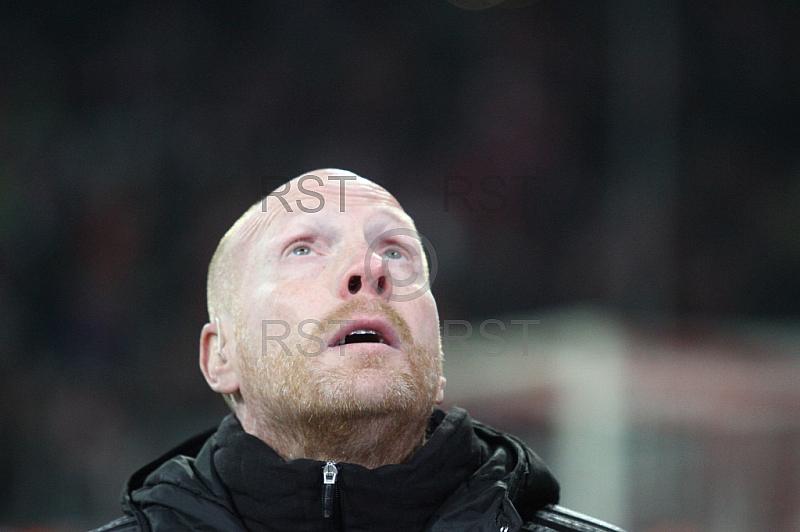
(435, 376), (446, 405)
(199, 319), (239, 395)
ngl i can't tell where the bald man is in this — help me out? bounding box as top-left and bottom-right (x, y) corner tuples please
(92, 170), (625, 532)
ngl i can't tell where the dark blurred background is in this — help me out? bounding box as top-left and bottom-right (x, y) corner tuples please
(1, 0), (798, 530)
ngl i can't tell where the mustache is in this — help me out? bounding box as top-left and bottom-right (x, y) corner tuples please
(309, 297), (414, 350)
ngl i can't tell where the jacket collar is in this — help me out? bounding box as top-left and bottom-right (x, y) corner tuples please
(212, 408), (482, 531)
(123, 408), (559, 531)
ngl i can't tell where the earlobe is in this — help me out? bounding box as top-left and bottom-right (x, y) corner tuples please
(199, 319), (239, 395)
(435, 376), (446, 405)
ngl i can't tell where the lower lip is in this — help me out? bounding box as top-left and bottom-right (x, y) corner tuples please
(326, 343), (397, 354)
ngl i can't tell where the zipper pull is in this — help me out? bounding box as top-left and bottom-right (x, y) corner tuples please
(323, 461), (339, 520)
(323, 461), (338, 485)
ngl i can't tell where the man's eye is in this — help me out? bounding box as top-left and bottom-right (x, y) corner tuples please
(291, 246), (312, 256)
(383, 249), (404, 260)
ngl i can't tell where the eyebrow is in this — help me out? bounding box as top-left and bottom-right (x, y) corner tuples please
(258, 204), (417, 256)
(273, 217), (337, 247)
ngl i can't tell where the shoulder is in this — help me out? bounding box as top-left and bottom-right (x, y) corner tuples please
(523, 505), (627, 532)
(88, 515), (140, 532)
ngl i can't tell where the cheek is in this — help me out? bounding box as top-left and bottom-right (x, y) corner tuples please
(407, 294), (441, 347)
(240, 284), (294, 345)
(252, 282), (327, 339)
(384, 260), (416, 285)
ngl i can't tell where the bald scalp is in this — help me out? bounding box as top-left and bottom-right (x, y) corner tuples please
(206, 199), (262, 321)
(206, 169), (403, 321)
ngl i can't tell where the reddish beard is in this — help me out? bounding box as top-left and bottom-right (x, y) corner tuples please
(237, 297), (442, 433)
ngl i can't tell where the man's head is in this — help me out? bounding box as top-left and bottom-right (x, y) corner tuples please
(199, 169), (446, 461)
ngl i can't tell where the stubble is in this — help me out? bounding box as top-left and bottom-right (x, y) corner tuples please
(236, 298), (442, 467)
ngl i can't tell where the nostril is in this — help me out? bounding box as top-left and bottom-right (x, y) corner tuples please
(348, 276), (361, 294)
(377, 276), (386, 294)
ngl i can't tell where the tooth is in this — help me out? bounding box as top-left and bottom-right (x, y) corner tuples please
(347, 329), (374, 335)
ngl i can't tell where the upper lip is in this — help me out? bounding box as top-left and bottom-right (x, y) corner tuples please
(327, 318), (400, 349)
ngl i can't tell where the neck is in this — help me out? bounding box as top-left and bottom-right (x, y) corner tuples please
(239, 409), (430, 469)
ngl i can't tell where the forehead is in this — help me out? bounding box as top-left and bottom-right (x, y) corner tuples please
(233, 172), (414, 248)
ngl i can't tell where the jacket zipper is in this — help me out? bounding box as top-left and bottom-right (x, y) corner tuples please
(322, 461), (342, 531)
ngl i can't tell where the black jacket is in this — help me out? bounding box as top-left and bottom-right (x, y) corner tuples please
(91, 408), (625, 531)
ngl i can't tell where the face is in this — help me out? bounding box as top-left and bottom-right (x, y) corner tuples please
(231, 171), (444, 426)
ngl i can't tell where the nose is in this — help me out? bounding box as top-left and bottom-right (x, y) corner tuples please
(341, 249), (389, 299)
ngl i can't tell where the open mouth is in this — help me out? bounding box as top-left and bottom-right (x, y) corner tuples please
(336, 329), (388, 346)
(328, 320), (398, 349)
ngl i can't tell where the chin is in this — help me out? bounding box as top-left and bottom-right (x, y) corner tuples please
(311, 369), (428, 417)
(348, 371), (405, 403)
